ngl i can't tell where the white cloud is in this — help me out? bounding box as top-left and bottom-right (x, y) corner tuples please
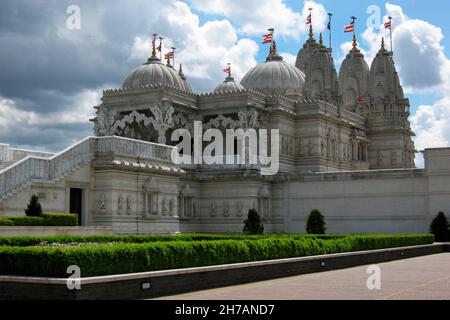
(0, 90), (100, 151)
(354, 3), (449, 92)
(411, 98), (450, 167)
(128, 1), (259, 91)
(335, 3), (450, 167)
(190, 0), (328, 39)
(280, 52), (297, 66)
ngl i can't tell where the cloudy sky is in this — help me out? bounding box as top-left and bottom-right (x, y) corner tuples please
(0, 0), (449, 166)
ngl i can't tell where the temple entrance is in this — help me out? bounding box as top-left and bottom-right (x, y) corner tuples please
(70, 188), (83, 226)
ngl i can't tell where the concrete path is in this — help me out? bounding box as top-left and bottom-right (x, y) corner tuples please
(156, 253), (450, 300)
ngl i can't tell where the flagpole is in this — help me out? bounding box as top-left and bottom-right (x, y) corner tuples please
(171, 47), (176, 67)
(351, 16), (357, 48)
(152, 33), (157, 56)
(328, 13), (333, 50)
(389, 16), (393, 55)
(159, 37), (163, 60)
(309, 8), (313, 39)
(268, 28), (275, 52)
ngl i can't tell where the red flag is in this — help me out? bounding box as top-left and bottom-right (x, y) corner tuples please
(357, 96), (365, 103)
(164, 51), (174, 60)
(262, 33), (273, 44)
(344, 21), (354, 33)
(306, 14), (312, 25)
(223, 66), (231, 74)
(384, 21), (391, 29)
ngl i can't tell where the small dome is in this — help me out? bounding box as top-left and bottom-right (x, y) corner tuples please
(214, 75), (244, 93)
(123, 55), (191, 91)
(241, 42), (305, 96)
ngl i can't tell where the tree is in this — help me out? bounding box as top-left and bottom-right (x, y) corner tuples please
(243, 208), (264, 235)
(25, 195), (43, 217)
(430, 212), (450, 242)
(306, 209), (326, 234)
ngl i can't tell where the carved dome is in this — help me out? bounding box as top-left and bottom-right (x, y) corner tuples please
(241, 42), (305, 96)
(123, 55), (191, 91)
(214, 75), (245, 93)
(339, 38), (370, 110)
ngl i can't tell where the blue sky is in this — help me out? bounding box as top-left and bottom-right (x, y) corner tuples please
(0, 0), (449, 164)
(190, 0), (450, 118)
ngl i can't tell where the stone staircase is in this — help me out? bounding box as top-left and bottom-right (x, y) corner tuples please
(0, 136), (174, 201)
(0, 161), (17, 171)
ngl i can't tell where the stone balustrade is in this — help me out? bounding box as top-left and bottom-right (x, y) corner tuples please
(0, 136), (175, 199)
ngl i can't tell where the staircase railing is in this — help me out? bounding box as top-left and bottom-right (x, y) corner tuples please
(0, 136), (175, 199)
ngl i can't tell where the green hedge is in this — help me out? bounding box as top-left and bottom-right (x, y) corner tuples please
(0, 214), (78, 227)
(0, 218), (14, 226)
(0, 234), (345, 247)
(0, 234), (434, 277)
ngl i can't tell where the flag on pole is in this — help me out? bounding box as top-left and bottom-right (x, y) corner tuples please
(327, 21), (331, 30)
(357, 96), (365, 103)
(165, 51), (174, 60)
(384, 21), (392, 29)
(223, 66), (231, 74)
(306, 14), (312, 25)
(262, 32), (273, 44)
(344, 21), (355, 33)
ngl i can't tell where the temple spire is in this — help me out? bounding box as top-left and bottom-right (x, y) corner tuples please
(178, 64), (184, 78)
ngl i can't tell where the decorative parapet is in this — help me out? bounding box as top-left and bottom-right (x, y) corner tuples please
(103, 83), (196, 97)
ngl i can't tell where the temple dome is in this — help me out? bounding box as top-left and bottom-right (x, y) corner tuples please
(241, 42), (305, 96)
(123, 55), (191, 91)
(214, 75), (244, 93)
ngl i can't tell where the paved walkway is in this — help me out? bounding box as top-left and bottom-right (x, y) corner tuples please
(156, 253), (450, 300)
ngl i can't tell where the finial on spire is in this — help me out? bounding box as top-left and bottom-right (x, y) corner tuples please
(179, 64), (183, 75)
(352, 33), (358, 49)
(319, 33), (323, 46)
(381, 37), (385, 49)
(350, 16), (357, 49)
(152, 33), (157, 57)
(270, 40), (278, 55)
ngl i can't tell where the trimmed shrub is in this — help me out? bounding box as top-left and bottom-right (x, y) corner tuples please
(0, 214), (78, 227)
(25, 195), (43, 217)
(430, 212), (450, 242)
(0, 234), (434, 278)
(42, 214), (78, 226)
(243, 208), (264, 235)
(0, 218), (14, 226)
(306, 209), (326, 234)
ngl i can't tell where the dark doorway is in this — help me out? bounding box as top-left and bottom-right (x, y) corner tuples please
(70, 188), (83, 226)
